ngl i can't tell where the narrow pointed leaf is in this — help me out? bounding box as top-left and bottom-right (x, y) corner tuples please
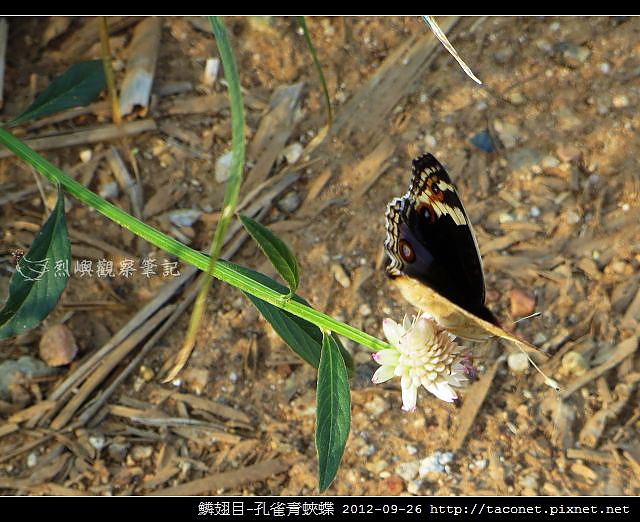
(10, 60), (106, 125)
(232, 263), (352, 373)
(239, 214), (299, 296)
(0, 187), (71, 339)
(316, 332), (351, 492)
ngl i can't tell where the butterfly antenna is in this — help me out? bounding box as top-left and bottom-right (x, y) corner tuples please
(513, 311), (542, 325)
(515, 344), (561, 392)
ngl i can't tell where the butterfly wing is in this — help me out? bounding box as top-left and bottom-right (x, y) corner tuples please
(385, 154), (496, 324)
(385, 153), (549, 360)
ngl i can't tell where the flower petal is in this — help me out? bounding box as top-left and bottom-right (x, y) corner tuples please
(403, 315), (435, 348)
(383, 318), (404, 346)
(372, 349), (400, 366)
(401, 383), (418, 412)
(425, 381), (458, 403)
(372, 365), (395, 384)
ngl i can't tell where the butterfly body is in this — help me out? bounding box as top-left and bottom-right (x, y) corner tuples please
(385, 154), (547, 360)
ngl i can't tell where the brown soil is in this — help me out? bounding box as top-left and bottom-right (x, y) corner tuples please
(0, 16), (638, 496)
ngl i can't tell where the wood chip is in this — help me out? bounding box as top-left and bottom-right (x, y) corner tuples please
(350, 136), (395, 200)
(450, 361), (498, 451)
(147, 459), (290, 495)
(0, 18), (7, 109)
(326, 17), (459, 148)
(142, 464), (180, 490)
(0, 422), (18, 439)
(566, 447), (617, 465)
(0, 119), (157, 158)
(560, 335), (638, 399)
(169, 392), (252, 425)
(119, 17), (162, 115)
(244, 82), (304, 189)
(160, 92), (228, 116)
(49, 306), (175, 430)
(8, 401), (56, 424)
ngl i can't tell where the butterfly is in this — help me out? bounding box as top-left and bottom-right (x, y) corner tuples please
(384, 153), (548, 361)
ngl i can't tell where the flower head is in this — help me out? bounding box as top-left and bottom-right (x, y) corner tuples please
(372, 313), (467, 411)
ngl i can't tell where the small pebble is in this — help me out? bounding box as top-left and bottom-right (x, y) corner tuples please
(470, 129), (495, 153)
(561, 351), (589, 376)
(131, 445), (154, 461)
(567, 210), (581, 224)
(332, 264), (351, 288)
(283, 142), (303, 164)
(79, 149), (92, 163)
(419, 452), (454, 477)
(541, 155), (560, 169)
(507, 91), (525, 105)
(493, 120), (519, 149)
(108, 442), (129, 462)
(39, 324), (78, 367)
(396, 461), (420, 481)
(203, 57), (220, 87)
(424, 134), (437, 148)
(507, 352), (530, 373)
(215, 151), (233, 183)
(26, 452), (37, 468)
(407, 480), (422, 495)
(509, 288), (537, 318)
(168, 209), (202, 228)
(139, 365), (154, 382)
(474, 459), (488, 471)
(385, 475), (405, 495)
(556, 145), (582, 163)
(529, 206), (541, 218)
(499, 212), (514, 224)
(99, 181), (119, 199)
(559, 42), (591, 66)
(277, 191), (301, 213)
(358, 303), (372, 317)
(183, 367), (209, 395)
(89, 433), (107, 451)
(612, 94), (630, 108)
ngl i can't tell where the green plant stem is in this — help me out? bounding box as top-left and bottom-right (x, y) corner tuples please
(297, 16), (332, 127)
(99, 17), (121, 124)
(0, 128), (390, 353)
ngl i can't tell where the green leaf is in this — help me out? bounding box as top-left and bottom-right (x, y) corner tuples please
(9, 60), (106, 125)
(316, 332), (351, 492)
(0, 186), (71, 339)
(232, 263), (352, 373)
(239, 214), (299, 297)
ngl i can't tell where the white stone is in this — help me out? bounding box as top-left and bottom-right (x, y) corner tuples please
(507, 352), (530, 373)
(79, 149), (92, 163)
(396, 461), (420, 481)
(215, 151), (234, 183)
(283, 142), (303, 164)
(203, 57), (220, 87)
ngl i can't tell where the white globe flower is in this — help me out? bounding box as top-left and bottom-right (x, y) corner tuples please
(372, 313), (468, 411)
